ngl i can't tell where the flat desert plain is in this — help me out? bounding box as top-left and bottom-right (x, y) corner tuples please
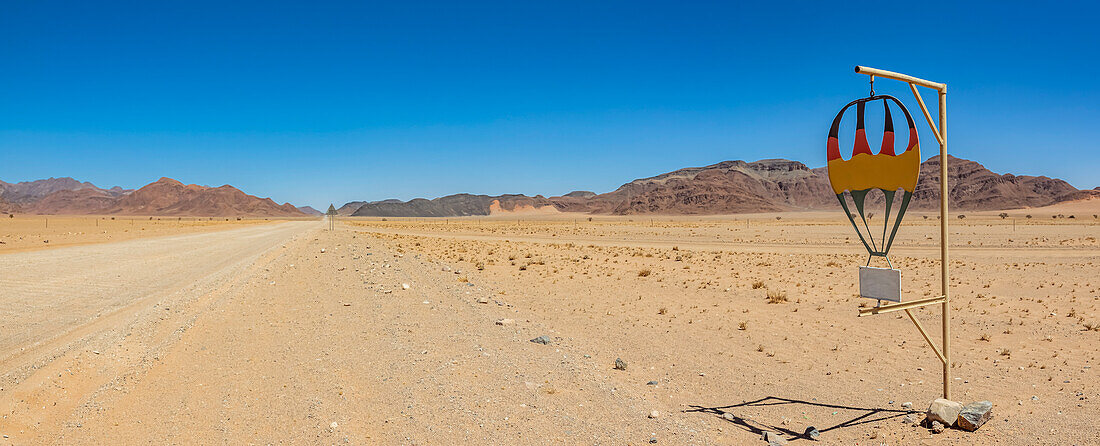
(0, 215), (279, 254)
(0, 207), (1097, 444)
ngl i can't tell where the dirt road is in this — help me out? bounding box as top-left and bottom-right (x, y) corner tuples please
(0, 221), (684, 444)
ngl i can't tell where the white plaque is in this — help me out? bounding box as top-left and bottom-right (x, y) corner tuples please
(859, 266), (901, 302)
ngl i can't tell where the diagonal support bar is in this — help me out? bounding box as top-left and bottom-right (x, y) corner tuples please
(858, 295), (945, 317)
(909, 83), (945, 146)
(905, 309), (947, 365)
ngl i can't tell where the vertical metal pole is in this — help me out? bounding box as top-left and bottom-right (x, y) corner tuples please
(939, 89), (950, 400)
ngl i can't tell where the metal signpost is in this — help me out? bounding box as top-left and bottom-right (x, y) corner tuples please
(326, 204), (337, 230)
(830, 66), (952, 399)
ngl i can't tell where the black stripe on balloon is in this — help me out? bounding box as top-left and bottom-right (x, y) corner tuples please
(882, 99), (894, 133)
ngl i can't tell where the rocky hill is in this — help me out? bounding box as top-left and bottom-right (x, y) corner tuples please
(0, 177), (130, 205)
(350, 194), (555, 217)
(9, 177), (306, 217)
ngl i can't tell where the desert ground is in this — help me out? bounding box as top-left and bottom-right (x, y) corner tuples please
(0, 215), (284, 254)
(0, 206), (1097, 444)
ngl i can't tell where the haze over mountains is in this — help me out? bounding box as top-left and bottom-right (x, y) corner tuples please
(341, 155), (1098, 217)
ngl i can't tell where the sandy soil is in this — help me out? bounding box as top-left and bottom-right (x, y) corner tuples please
(0, 215), (292, 254)
(0, 212), (1097, 444)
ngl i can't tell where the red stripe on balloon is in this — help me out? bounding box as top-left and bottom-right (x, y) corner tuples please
(853, 129), (873, 156)
(880, 130), (896, 156)
(827, 137), (841, 161)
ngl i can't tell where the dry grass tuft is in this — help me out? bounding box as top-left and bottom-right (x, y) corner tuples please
(637, 269), (652, 277)
(766, 290), (788, 304)
(738, 321), (747, 331)
(752, 281), (765, 289)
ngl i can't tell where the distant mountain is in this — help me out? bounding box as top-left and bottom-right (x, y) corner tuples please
(298, 206), (323, 216)
(350, 194), (554, 217)
(0, 177), (130, 204)
(14, 177), (306, 217)
(338, 155), (1097, 216)
(105, 178), (305, 216)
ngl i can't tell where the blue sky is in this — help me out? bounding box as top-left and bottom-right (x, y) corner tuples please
(1, 1), (1097, 208)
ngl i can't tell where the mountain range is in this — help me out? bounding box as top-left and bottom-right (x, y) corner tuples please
(1, 177), (307, 217)
(4, 155), (1095, 217)
(341, 155), (1098, 217)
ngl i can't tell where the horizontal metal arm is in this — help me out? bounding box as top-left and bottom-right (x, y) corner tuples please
(855, 66), (946, 92)
(858, 295), (946, 317)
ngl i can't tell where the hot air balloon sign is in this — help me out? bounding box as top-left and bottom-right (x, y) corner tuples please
(827, 94), (920, 302)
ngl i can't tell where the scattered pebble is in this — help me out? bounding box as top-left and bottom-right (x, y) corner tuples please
(648, 410), (659, 419)
(530, 336), (552, 345)
(614, 358), (627, 371)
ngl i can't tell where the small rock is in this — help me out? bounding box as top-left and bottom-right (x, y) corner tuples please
(901, 401), (913, 409)
(804, 426), (820, 440)
(902, 414), (919, 426)
(926, 398), (962, 426)
(647, 380), (659, 386)
(723, 412), (735, 421)
(330, 421), (338, 429)
(343, 302), (351, 306)
(762, 430), (787, 445)
(476, 297), (490, 304)
(530, 336), (552, 345)
(648, 410), (659, 419)
(320, 248), (326, 253)
(648, 437), (657, 444)
(495, 318), (515, 326)
(931, 420), (945, 434)
(956, 400), (993, 432)
(614, 358), (627, 371)
(401, 283), (410, 290)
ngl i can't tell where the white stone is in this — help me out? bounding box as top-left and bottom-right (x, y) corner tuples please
(926, 398), (963, 426)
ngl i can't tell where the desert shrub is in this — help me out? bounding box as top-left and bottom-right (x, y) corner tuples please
(766, 290), (788, 304)
(957, 214), (966, 219)
(1026, 215), (1033, 219)
(637, 269), (652, 277)
(752, 281), (765, 289)
(999, 212), (1009, 219)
